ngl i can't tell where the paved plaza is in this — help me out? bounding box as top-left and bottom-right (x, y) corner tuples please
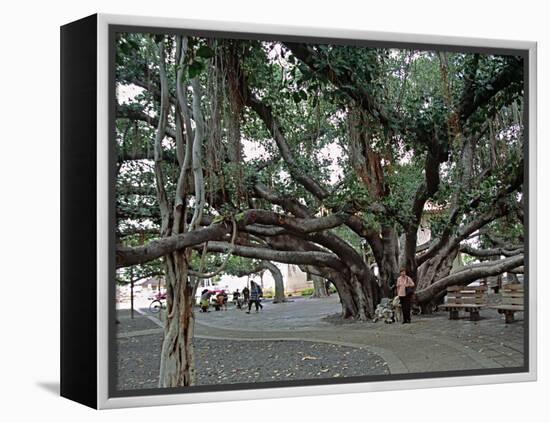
(116, 294), (525, 390)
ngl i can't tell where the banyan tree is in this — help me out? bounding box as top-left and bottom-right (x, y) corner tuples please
(114, 33), (524, 386)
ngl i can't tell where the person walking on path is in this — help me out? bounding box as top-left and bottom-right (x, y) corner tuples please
(232, 289), (242, 309)
(246, 281), (262, 314)
(242, 286), (250, 307)
(396, 268), (415, 323)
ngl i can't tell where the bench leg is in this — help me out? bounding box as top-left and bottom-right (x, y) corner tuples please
(505, 311), (515, 324)
(469, 310), (480, 321)
(449, 310), (459, 320)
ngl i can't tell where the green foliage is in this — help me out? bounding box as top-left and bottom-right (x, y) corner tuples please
(300, 287), (314, 296)
(261, 287), (274, 298)
(114, 32), (525, 273)
(116, 260), (163, 286)
(196, 45), (215, 59)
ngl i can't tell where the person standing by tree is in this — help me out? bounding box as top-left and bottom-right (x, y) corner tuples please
(246, 281), (262, 314)
(396, 268), (415, 323)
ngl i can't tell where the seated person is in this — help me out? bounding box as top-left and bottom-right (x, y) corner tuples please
(199, 289), (211, 312)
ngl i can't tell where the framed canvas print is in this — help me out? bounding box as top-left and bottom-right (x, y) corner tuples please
(60, 13), (537, 409)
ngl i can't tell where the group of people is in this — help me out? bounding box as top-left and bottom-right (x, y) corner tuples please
(199, 280), (264, 314)
(199, 289), (228, 312)
(232, 281), (264, 313)
(198, 271), (416, 323)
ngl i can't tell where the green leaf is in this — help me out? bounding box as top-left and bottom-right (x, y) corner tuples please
(212, 215), (225, 224)
(196, 45), (215, 59)
(188, 60), (204, 78)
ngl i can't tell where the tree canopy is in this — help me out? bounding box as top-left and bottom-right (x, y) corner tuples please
(115, 32), (524, 319)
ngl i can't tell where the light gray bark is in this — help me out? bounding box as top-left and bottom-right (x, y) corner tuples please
(189, 78), (206, 231)
(152, 38), (171, 236)
(311, 274), (329, 297)
(415, 254), (524, 303)
(204, 242), (345, 269)
(262, 261), (285, 303)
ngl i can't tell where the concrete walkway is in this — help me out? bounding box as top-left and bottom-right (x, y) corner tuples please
(119, 295), (524, 375)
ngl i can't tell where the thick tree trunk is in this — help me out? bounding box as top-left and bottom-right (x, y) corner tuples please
(337, 273), (375, 320)
(371, 225), (400, 298)
(414, 245), (458, 312)
(262, 261), (285, 303)
(311, 274), (329, 297)
(306, 267), (372, 320)
(331, 273), (359, 319)
(158, 254), (196, 387)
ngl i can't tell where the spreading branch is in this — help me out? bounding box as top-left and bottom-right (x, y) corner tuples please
(459, 245), (523, 258)
(415, 254), (524, 302)
(284, 42), (393, 129)
(203, 242), (345, 269)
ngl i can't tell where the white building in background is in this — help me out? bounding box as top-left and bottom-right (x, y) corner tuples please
(121, 262), (312, 304)
(216, 263), (311, 294)
(284, 265), (312, 292)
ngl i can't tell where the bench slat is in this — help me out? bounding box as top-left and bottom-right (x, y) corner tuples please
(447, 286), (487, 292)
(439, 304), (484, 309)
(447, 295), (486, 299)
(445, 286), (487, 304)
(448, 293), (487, 297)
(502, 291), (524, 298)
(502, 298), (523, 306)
(503, 283), (523, 289)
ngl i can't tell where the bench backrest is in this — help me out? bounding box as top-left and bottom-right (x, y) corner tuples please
(446, 285), (487, 304)
(501, 283), (524, 306)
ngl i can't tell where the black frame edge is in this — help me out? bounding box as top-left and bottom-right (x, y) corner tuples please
(60, 13), (98, 409)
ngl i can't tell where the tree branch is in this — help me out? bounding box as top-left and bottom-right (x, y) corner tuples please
(284, 42), (392, 129)
(236, 66), (329, 199)
(415, 254), (524, 302)
(116, 103), (177, 140)
(152, 37), (172, 235)
(116, 221), (234, 268)
(203, 242), (345, 269)
(459, 244), (523, 258)
(458, 56), (523, 124)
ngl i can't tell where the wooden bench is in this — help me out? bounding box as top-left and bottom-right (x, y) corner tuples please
(438, 285), (487, 321)
(490, 283), (524, 323)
